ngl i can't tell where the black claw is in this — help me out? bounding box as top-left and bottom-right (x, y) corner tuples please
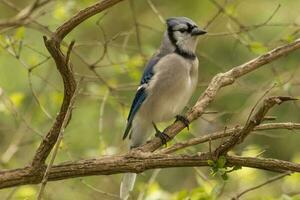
(175, 115), (190, 130)
(155, 131), (171, 146)
(152, 122), (170, 146)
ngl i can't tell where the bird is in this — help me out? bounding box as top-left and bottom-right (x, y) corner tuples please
(120, 17), (206, 200)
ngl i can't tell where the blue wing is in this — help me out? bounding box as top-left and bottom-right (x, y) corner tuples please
(123, 87), (147, 139)
(140, 55), (160, 84)
(123, 53), (163, 140)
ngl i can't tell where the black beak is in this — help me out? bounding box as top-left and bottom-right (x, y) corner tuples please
(191, 27), (207, 36)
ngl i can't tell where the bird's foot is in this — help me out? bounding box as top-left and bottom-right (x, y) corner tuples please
(175, 115), (190, 130)
(155, 131), (171, 146)
(152, 122), (170, 146)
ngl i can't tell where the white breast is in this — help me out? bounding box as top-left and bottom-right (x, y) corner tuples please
(139, 54), (199, 123)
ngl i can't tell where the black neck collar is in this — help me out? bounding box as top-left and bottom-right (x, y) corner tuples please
(175, 47), (196, 60)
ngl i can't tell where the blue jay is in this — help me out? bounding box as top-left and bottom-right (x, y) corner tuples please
(120, 17), (206, 200)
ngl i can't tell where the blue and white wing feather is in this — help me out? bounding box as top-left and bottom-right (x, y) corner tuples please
(122, 53), (163, 139)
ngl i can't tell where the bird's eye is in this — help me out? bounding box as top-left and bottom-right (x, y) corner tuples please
(178, 29), (186, 33)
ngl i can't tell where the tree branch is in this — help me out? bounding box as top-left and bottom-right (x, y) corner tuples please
(1, 153), (300, 189)
(232, 172), (291, 200)
(161, 122), (300, 154)
(37, 81), (80, 200)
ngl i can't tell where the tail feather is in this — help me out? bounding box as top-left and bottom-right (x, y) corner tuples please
(120, 117), (151, 199)
(120, 173), (137, 200)
(123, 122), (132, 140)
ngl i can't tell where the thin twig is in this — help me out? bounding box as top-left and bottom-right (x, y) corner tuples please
(160, 122), (300, 154)
(80, 179), (119, 199)
(66, 40), (75, 67)
(129, 0), (143, 55)
(146, 0), (165, 24)
(137, 169), (161, 200)
(36, 82), (80, 200)
(232, 172), (291, 200)
(245, 83), (277, 125)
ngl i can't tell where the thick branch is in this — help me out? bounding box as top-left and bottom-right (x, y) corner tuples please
(1, 153), (300, 189)
(31, 35), (77, 167)
(226, 155), (300, 172)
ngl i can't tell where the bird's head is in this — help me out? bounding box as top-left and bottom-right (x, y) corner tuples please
(166, 17), (206, 56)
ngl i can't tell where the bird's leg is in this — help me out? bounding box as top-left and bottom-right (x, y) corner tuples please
(175, 115), (190, 130)
(152, 122), (170, 145)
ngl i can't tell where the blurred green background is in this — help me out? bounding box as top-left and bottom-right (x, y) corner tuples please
(0, 0), (300, 199)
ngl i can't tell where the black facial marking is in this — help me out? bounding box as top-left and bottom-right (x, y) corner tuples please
(167, 21), (197, 60)
(167, 26), (177, 46)
(178, 28), (186, 33)
(187, 23), (197, 34)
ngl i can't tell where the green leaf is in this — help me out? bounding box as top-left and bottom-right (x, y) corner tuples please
(51, 91), (63, 105)
(16, 186), (36, 198)
(52, 1), (74, 20)
(175, 190), (189, 200)
(221, 173), (229, 181)
(15, 27), (25, 40)
(249, 42), (268, 55)
(217, 168), (227, 176)
(216, 156), (226, 168)
(127, 55), (144, 68)
(9, 92), (25, 107)
(207, 160), (214, 166)
(283, 35), (295, 43)
(190, 187), (213, 200)
(225, 4), (238, 17)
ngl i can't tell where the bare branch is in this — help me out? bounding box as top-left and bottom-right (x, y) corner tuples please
(37, 82), (80, 200)
(161, 122), (300, 154)
(1, 153), (300, 189)
(129, 0), (143, 55)
(146, 0), (165, 24)
(80, 179), (119, 199)
(66, 40), (75, 67)
(232, 172), (291, 200)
